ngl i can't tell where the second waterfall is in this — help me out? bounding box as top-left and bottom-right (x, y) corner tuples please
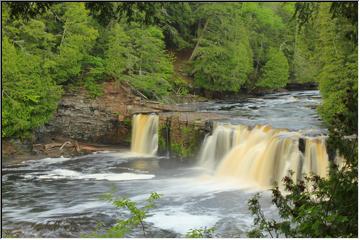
(131, 114), (159, 155)
(199, 124), (329, 187)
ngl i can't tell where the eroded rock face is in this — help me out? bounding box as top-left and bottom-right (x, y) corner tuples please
(11, 81), (222, 160)
(158, 115), (213, 160)
(35, 82), (133, 145)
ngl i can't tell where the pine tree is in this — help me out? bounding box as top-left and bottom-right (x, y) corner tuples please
(104, 23), (132, 79)
(192, 3), (253, 92)
(257, 48), (289, 89)
(2, 37), (62, 138)
(52, 3), (98, 84)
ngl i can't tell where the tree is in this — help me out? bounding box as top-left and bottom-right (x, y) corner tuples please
(292, 22), (319, 83)
(124, 24), (174, 99)
(52, 3), (98, 84)
(315, 3), (357, 127)
(103, 23), (132, 79)
(2, 37), (62, 138)
(247, 3), (357, 237)
(191, 3), (253, 92)
(241, 3), (286, 82)
(256, 48), (289, 89)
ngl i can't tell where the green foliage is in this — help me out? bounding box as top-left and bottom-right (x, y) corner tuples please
(248, 167), (357, 237)
(158, 132), (166, 151)
(241, 3), (288, 83)
(293, 36), (319, 83)
(318, 54), (357, 126)
(161, 3), (196, 49)
(185, 227), (215, 238)
(128, 73), (172, 100)
(248, 4), (357, 238)
(170, 75), (189, 96)
(2, 2), (358, 139)
(315, 4), (357, 127)
(192, 4), (253, 92)
(101, 23), (174, 100)
(193, 40), (253, 92)
(170, 125), (200, 158)
(86, 191), (162, 238)
(123, 117), (132, 128)
(171, 143), (192, 158)
(52, 3), (98, 84)
(2, 36), (62, 138)
(125, 24), (174, 99)
(103, 23), (132, 80)
(84, 78), (103, 99)
(257, 48), (289, 89)
(2, 229), (16, 238)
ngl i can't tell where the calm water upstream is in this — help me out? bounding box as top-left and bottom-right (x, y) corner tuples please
(2, 90), (325, 237)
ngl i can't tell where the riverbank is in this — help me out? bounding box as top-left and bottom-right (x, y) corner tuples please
(2, 139), (125, 167)
(2, 81), (321, 164)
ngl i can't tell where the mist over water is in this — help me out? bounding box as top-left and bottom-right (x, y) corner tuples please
(2, 90), (329, 237)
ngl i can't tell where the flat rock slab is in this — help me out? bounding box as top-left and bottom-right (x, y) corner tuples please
(159, 111), (228, 124)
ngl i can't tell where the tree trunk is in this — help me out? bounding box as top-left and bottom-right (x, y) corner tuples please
(60, 27), (66, 47)
(189, 18), (209, 61)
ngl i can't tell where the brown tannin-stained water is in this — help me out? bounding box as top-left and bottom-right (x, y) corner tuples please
(2, 90), (330, 237)
(199, 124), (329, 188)
(131, 114), (159, 155)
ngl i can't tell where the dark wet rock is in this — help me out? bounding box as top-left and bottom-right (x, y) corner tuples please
(34, 82), (136, 146)
(286, 82), (318, 91)
(298, 138), (306, 153)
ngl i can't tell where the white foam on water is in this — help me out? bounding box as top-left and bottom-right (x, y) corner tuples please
(36, 201), (110, 218)
(3, 201), (111, 221)
(21, 151), (155, 167)
(104, 151), (156, 159)
(35, 169), (155, 181)
(92, 150), (113, 154)
(24, 156), (72, 165)
(131, 175), (251, 203)
(146, 206), (219, 234)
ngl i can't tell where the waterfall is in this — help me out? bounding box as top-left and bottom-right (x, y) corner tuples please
(302, 138), (329, 178)
(131, 114), (159, 155)
(198, 124), (249, 169)
(199, 124), (329, 187)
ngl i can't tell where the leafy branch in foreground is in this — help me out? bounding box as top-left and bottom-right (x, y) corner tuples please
(85, 191), (161, 238)
(247, 164), (357, 238)
(185, 226), (215, 238)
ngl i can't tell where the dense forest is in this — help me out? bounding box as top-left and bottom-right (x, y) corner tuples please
(2, 2), (358, 238)
(2, 2), (356, 139)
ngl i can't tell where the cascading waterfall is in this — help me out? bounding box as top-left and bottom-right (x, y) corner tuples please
(131, 114), (159, 155)
(302, 138), (329, 178)
(199, 124), (329, 187)
(198, 124), (246, 169)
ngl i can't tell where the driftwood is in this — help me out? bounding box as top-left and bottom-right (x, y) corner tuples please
(42, 141), (81, 153)
(74, 141), (81, 153)
(32, 141), (117, 157)
(44, 142), (66, 151)
(59, 141), (72, 150)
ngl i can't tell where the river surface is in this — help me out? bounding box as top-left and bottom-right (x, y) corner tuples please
(178, 90), (326, 133)
(2, 90), (324, 237)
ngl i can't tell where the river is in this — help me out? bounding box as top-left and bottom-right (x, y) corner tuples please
(2, 90), (325, 237)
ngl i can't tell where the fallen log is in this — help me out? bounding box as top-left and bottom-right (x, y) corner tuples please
(59, 141), (72, 150)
